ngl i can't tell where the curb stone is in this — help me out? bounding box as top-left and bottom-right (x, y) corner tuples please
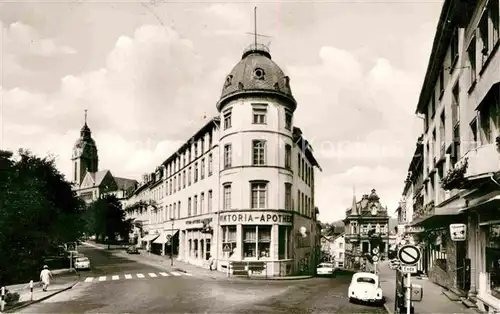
(4, 272), (81, 313)
(383, 302), (393, 314)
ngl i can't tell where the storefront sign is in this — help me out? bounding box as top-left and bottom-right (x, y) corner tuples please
(220, 212), (293, 225)
(186, 218), (213, 225)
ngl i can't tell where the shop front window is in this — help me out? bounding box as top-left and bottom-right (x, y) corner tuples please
(486, 224), (500, 299)
(243, 226), (257, 257)
(243, 226), (271, 259)
(222, 225), (236, 257)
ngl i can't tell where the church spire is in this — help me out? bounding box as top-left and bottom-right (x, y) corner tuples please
(80, 109), (91, 138)
(351, 186), (358, 215)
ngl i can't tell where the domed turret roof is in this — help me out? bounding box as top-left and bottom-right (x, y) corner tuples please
(217, 44), (296, 111)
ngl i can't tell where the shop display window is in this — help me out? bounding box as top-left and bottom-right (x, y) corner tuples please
(222, 226), (237, 256)
(486, 224), (500, 299)
(243, 226), (272, 259)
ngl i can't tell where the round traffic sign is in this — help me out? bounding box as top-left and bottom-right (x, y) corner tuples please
(398, 245), (421, 265)
(372, 255), (379, 262)
(372, 247), (379, 255)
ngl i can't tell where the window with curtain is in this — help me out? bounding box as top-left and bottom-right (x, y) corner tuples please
(243, 226), (257, 258)
(223, 184), (231, 210)
(251, 182), (267, 209)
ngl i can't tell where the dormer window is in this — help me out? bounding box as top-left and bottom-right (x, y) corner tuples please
(253, 68), (265, 80)
(224, 75), (233, 88)
(371, 205), (377, 215)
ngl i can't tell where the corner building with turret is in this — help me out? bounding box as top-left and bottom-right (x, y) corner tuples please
(126, 43), (321, 277)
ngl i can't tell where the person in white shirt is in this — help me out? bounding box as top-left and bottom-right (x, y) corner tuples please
(40, 265), (54, 292)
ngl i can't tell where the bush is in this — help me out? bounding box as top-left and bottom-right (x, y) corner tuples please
(4, 291), (20, 304)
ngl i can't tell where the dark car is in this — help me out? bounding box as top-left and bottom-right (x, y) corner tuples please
(126, 246), (140, 254)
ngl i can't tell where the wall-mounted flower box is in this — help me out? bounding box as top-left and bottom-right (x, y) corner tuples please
(441, 157), (468, 190)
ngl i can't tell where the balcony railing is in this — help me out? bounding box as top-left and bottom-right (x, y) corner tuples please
(462, 143), (500, 179)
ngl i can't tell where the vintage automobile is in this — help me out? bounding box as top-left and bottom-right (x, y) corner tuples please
(126, 246), (140, 254)
(316, 262), (336, 277)
(348, 272), (384, 305)
(74, 257), (91, 270)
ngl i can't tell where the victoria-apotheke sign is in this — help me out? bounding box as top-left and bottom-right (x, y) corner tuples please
(220, 211), (293, 225)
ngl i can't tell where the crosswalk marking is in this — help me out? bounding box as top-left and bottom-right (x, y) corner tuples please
(83, 271), (193, 283)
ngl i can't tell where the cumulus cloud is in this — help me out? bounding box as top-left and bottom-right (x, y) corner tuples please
(4, 21), (76, 56)
(2, 23), (221, 181)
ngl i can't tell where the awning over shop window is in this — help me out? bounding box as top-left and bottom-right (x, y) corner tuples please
(461, 195), (500, 212)
(411, 206), (463, 227)
(153, 230), (179, 244)
(141, 234), (159, 242)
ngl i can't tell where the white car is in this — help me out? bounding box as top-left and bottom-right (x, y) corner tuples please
(74, 257), (91, 270)
(316, 262), (336, 276)
(348, 272), (384, 305)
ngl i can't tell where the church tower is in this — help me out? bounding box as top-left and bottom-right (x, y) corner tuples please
(72, 110), (98, 185)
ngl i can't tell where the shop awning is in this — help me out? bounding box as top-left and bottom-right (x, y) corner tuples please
(460, 194), (500, 212)
(153, 230), (179, 244)
(411, 204), (463, 227)
(141, 234), (159, 242)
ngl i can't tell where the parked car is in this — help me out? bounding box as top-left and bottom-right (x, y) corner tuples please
(348, 272), (384, 305)
(316, 262), (336, 277)
(74, 257), (91, 270)
(126, 246), (140, 254)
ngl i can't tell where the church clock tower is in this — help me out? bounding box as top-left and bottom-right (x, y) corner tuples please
(72, 110), (98, 185)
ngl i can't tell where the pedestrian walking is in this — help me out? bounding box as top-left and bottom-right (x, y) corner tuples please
(39, 265), (54, 292)
(208, 255), (214, 271)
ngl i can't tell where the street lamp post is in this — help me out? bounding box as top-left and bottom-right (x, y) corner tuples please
(170, 218), (174, 266)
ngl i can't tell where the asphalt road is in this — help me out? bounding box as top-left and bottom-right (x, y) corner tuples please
(17, 247), (387, 314)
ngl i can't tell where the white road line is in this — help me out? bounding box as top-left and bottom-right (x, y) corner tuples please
(136, 273), (145, 278)
(98, 276), (106, 282)
(159, 272), (169, 277)
(170, 272), (182, 276)
(84, 277), (93, 283)
(183, 272), (193, 276)
(112, 275), (119, 280)
(148, 273), (157, 278)
(124, 274), (132, 279)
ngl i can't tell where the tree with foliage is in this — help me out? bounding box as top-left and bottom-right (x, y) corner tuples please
(85, 195), (129, 249)
(0, 149), (85, 285)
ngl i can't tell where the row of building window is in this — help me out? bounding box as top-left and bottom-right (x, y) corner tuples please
(222, 141), (314, 185)
(165, 134), (214, 178)
(221, 182), (312, 216)
(150, 190), (214, 224)
(223, 106), (293, 131)
(166, 154), (213, 196)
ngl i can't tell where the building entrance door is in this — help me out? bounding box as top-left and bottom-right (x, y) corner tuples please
(456, 240), (469, 291)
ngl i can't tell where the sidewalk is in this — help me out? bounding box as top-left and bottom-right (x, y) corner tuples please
(2, 270), (80, 313)
(83, 241), (312, 281)
(378, 261), (477, 314)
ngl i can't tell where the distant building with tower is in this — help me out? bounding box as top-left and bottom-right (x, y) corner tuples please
(343, 189), (390, 271)
(71, 112), (137, 203)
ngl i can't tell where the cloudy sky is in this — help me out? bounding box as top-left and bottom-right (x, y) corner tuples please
(0, 0), (442, 223)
